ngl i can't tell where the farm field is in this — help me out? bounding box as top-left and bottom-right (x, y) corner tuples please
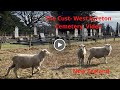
(0, 38), (120, 79)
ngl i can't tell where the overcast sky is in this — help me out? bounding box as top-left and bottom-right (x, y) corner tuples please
(94, 11), (120, 30)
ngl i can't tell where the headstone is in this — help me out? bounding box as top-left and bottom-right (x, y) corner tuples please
(67, 31), (70, 35)
(93, 29), (96, 36)
(56, 28), (58, 36)
(99, 28), (101, 36)
(84, 28), (88, 37)
(40, 33), (45, 38)
(51, 33), (54, 36)
(90, 29), (93, 36)
(15, 26), (19, 38)
(34, 26), (37, 35)
(111, 32), (112, 36)
(40, 33), (46, 41)
(74, 28), (78, 37)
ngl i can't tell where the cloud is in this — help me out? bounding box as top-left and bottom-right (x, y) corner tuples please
(94, 11), (120, 30)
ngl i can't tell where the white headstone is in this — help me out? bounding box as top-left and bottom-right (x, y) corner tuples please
(90, 29), (92, 36)
(51, 33), (54, 36)
(74, 28), (78, 37)
(99, 28), (101, 36)
(40, 33), (46, 41)
(56, 28), (58, 36)
(84, 28), (88, 37)
(67, 31), (70, 35)
(34, 26), (37, 35)
(15, 26), (19, 38)
(111, 32), (112, 36)
(93, 29), (96, 36)
(40, 33), (45, 38)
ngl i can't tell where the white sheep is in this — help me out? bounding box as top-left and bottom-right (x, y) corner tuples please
(5, 49), (50, 78)
(87, 44), (112, 65)
(77, 44), (86, 66)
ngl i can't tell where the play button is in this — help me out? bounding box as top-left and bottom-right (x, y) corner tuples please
(58, 43), (62, 47)
(54, 39), (66, 51)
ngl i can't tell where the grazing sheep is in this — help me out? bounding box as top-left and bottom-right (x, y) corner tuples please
(87, 44), (112, 65)
(77, 44), (86, 66)
(5, 49), (50, 78)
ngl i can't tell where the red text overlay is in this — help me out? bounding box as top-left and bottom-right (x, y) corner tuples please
(46, 16), (112, 30)
(72, 68), (110, 74)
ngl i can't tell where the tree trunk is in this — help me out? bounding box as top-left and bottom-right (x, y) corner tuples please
(0, 40), (2, 50)
(0, 34), (3, 50)
(29, 33), (32, 48)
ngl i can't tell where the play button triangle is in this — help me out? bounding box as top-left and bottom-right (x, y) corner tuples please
(58, 42), (62, 47)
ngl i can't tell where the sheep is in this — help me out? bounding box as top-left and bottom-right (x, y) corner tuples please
(5, 49), (50, 78)
(77, 44), (86, 66)
(87, 44), (112, 65)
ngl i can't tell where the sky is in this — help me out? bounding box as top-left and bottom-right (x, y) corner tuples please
(94, 11), (120, 30)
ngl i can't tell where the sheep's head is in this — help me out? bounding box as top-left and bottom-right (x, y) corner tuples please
(104, 44), (112, 51)
(41, 49), (51, 56)
(79, 44), (86, 51)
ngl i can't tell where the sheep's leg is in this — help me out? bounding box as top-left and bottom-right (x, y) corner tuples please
(13, 67), (19, 78)
(104, 57), (108, 64)
(81, 59), (84, 66)
(87, 56), (93, 65)
(40, 59), (45, 67)
(5, 64), (15, 76)
(33, 67), (40, 74)
(78, 58), (81, 66)
(78, 58), (82, 66)
(32, 67), (34, 75)
(81, 57), (85, 66)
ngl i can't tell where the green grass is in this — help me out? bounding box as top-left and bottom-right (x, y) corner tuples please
(1, 38), (120, 50)
(1, 43), (28, 49)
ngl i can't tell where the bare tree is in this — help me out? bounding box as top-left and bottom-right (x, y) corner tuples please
(13, 11), (50, 47)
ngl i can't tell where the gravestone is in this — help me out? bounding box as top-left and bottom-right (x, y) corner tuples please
(34, 26), (37, 35)
(15, 26), (19, 38)
(90, 29), (93, 36)
(93, 29), (96, 36)
(84, 28), (88, 37)
(67, 31), (70, 35)
(56, 28), (58, 36)
(74, 28), (78, 37)
(99, 28), (101, 36)
(111, 32), (113, 36)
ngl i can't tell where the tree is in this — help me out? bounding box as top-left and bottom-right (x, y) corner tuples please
(13, 11), (50, 47)
(101, 23), (106, 32)
(116, 22), (119, 36)
(0, 11), (29, 35)
(106, 24), (110, 35)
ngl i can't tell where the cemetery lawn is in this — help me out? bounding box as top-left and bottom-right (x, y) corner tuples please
(0, 38), (120, 79)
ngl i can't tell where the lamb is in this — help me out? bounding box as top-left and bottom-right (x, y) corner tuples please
(5, 49), (50, 78)
(87, 44), (112, 65)
(77, 44), (86, 66)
